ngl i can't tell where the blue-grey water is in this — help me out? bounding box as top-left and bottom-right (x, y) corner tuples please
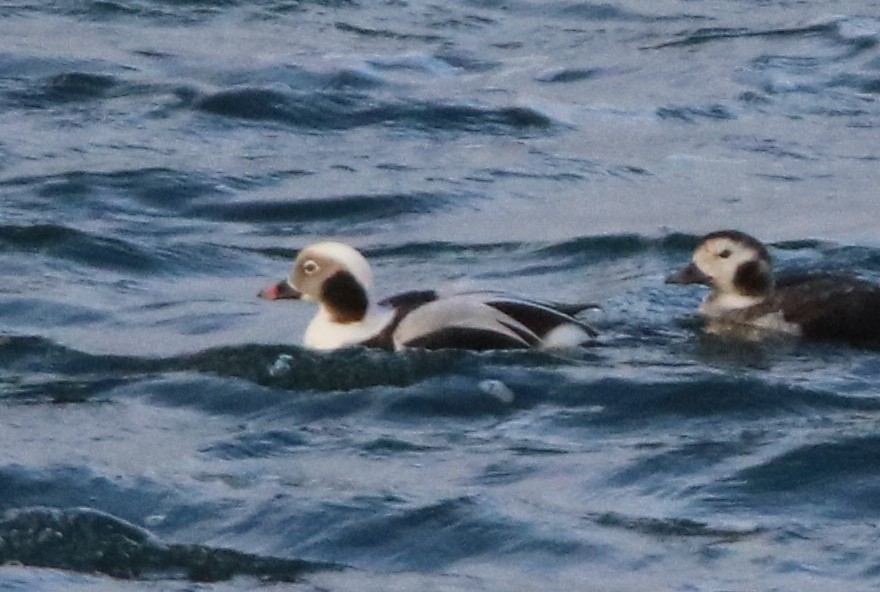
(2, 1), (880, 590)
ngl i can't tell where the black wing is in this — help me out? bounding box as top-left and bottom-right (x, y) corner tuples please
(485, 297), (599, 339)
(362, 290), (440, 350)
(377, 290), (438, 311)
(775, 274), (880, 342)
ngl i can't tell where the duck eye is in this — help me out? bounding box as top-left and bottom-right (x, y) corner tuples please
(718, 249), (732, 259)
(302, 260), (320, 274)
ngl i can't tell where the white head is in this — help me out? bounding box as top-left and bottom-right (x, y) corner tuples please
(667, 230), (774, 311)
(260, 241), (375, 323)
(290, 242), (373, 299)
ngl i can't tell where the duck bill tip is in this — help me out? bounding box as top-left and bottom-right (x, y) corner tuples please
(259, 280), (302, 300)
(666, 263), (710, 286)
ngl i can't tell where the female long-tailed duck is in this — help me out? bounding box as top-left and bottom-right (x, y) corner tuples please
(667, 229), (880, 343)
(259, 241), (598, 351)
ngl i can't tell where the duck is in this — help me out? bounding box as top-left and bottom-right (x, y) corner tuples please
(259, 241), (598, 351)
(666, 229), (880, 343)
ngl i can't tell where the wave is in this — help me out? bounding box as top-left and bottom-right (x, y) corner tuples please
(0, 336), (486, 401)
(1, 63), (176, 112)
(1, 167), (228, 208)
(0, 506), (339, 582)
(541, 374), (880, 429)
(0, 223), (158, 271)
(737, 436), (880, 492)
(7, 335), (880, 426)
(534, 234), (669, 259)
(365, 240), (524, 259)
(8, 0), (236, 24)
(656, 104), (737, 122)
(19, 71), (120, 105)
(645, 21), (840, 50)
(187, 191), (463, 224)
(704, 435), (880, 519)
(193, 86), (554, 134)
(0, 221), (253, 277)
(334, 20), (444, 42)
(588, 511), (763, 541)
(537, 67), (605, 84)
(289, 495), (585, 570)
(365, 234), (696, 264)
(553, 1), (670, 22)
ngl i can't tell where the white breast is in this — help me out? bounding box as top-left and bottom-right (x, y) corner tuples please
(699, 293), (763, 316)
(303, 306), (395, 350)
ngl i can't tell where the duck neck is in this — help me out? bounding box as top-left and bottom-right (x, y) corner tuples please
(701, 290), (767, 316)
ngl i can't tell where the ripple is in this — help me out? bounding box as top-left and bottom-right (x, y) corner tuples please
(708, 436), (880, 518)
(0, 167), (228, 210)
(0, 465), (172, 523)
(555, 1), (654, 22)
(547, 375), (880, 428)
(297, 495), (586, 570)
(646, 21), (839, 50)
(335, 21), (444, 42)
(535, 234), (657, 259)
(187, 191), (462, 224)
(200, 429), (309, 460)
(33, 71), (119, 102)
(0, 300), (107, 333)
(537, 67), (604, 84)
(589, 511), (763, 541)
(365, 240), (522, 260)
(361, 436), (439, 455)
(737, 436), (880, 491)
(367, 233), (690, 265)
(0, 223), (157, 271)
(656, 104), (737, 122)
(194, 86), (554, 133)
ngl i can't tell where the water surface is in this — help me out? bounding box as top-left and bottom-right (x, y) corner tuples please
(2, 1), (880, 590)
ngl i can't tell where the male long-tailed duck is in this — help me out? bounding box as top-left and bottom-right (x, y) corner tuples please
(667, 229), (880, 343)
(259, 241), (598, 351)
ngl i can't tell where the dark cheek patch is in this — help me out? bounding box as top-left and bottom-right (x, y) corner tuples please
(734, 260), (771, 296)
(322, 271), (369, 323)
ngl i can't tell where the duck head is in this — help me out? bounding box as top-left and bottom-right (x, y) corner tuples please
(667, 230), (774, 311)
(260, 241), (373, 323)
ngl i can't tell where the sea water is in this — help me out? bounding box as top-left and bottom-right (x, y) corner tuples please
(2, 1), (880, 590)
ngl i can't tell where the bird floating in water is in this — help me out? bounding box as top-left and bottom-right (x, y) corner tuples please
(260, 241), (597, 351)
